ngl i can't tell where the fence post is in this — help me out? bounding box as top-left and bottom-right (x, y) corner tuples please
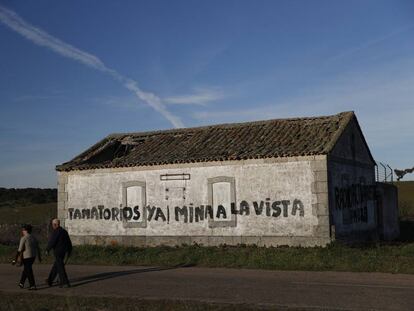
(379, 162), (386, 182)
(387, 165), (393, 183)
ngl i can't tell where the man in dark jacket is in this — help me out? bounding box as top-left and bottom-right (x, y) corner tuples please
(46, 219), (72, 288)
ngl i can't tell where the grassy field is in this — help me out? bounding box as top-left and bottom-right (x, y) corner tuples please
(0, 188), (57, 225)
(0, 291), (265, 311)
(0, 202), (56, 225)
(2, 242), (414, 274)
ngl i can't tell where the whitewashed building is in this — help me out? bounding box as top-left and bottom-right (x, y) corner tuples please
(56, 111), (398, 247)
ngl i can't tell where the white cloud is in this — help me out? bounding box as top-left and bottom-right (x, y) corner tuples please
(97, 95), (146, 111)
(0, 5), (184, 128)
(164, 87), (225, 106)
(0, 5), (107, 71)
(123, 79), (184, 128)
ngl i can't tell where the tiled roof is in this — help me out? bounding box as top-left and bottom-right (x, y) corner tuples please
(56, 111), (355, 171)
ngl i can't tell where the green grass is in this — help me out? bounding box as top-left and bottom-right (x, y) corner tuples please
(0, 202), (56, 225)
(0, 188), (57, 225)
(0, 291), (271, 311)
(2, 242), (414, 274)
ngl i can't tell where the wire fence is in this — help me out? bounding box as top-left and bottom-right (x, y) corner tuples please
(375, 162), (393, 183)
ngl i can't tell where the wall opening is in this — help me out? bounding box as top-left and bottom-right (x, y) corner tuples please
(122, 181), (147, 228)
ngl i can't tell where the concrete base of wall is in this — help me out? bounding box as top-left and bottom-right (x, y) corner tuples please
(335, 228), (379, 244)
(70, 235), (332, 247)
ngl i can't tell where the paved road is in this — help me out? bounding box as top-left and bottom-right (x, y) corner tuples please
(1, 264), (414, 310)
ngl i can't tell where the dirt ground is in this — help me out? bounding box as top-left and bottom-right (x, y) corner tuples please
(1, 264), (414, 310)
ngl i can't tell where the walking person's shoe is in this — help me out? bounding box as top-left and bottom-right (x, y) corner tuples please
(59, 283), (71, 288)
(28, 286), (37, 290)
(18, 283), (24, 289)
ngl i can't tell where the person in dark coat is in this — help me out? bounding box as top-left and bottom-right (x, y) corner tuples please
(46, 219), (72, 288)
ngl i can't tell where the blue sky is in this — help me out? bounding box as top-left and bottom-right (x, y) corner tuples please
(1, 0), (413, 187)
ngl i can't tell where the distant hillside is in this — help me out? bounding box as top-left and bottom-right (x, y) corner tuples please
(0, 188), (57, 225)
(0, 188), (57, 209)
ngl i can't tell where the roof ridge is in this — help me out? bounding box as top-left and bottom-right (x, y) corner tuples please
(56, 111), (356, 172)
(107, 111), (354, 139)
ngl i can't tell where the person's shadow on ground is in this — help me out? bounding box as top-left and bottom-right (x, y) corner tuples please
(37, 263), (194, 289)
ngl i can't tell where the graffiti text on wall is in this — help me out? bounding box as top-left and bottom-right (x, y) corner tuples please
(67, 198), (305, 223)
(335, 184), (375, 225)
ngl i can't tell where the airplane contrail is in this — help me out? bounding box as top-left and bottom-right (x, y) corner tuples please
(327, 24), (414, 63)
(0, 5), (184, 128)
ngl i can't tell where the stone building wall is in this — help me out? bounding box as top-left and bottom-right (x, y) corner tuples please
(58, 155), (331, 247)
(328, 117), (377, 238)
(328, 160), (376, 237)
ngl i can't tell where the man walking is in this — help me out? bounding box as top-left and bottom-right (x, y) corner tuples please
(46, 219), (72, 288)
